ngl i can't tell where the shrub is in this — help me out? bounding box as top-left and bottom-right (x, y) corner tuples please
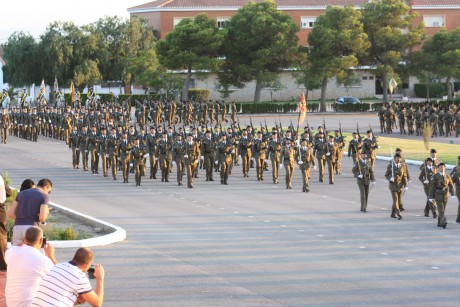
(188, 89), (210, 101)
(414, 83), (448, 98)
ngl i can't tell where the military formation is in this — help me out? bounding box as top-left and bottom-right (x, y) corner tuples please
(1, 95), (459, 229)
(377, 101), (460, 137)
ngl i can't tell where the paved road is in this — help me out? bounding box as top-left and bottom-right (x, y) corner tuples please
(1, 114), (460, 306)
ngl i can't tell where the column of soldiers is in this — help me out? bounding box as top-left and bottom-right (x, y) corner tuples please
(378, 101), (460, 137)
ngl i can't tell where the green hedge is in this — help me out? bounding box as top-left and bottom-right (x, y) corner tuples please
(335, 103), (370, 112)
(414, 83), (448, 98)
(62, 94), (159, 106)
(188, 88), (210, 101)
(233, 102), (320, 114)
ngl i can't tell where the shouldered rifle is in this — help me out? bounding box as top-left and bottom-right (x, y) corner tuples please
(220, 121), (223, 136)
(279, 118), (284, 137)
(356, 122), (361, 142)
(249, 116), (254, 131)
(237, 118), (241, 133)
(323, 117), (327, 135)
(339, 121), (343, 138)
(264, 119), (268, 132)
(390, 145), (394, 179)
(307, 121), (313, 140)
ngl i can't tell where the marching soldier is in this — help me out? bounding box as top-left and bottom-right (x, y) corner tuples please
(347, 132), (362, 162)
(146, 126), (158, 179)
(252, 131), (267, 181)
(87, 126), (100, 174)
(184, 134), (200, 188)
(99, 127), (109, 177)
(324, 135), (339, 185)
(419, 158), (437, 218)
(69, 125), (80, 169)
(385, 153), (408, 220)
(429, 163), (455, 229)
(268, 132), (281, 184)
(1, 109), (11, 144)
(280, 139), (296, 189)
(108, 127), (119, 180)
(449, 156), (460, 223)
(118, 132), (132, 183)
(296, 138), (315, 193)
(77, 125), (89, 171)
(313, 131), (326, 183)
(157, 132), (172, 182)
(238, 129), (252, 178)
(201, 130), (216, 181)
(362, 130), (378, 171)
(131, 138), (146, 186)
(216, 134), (233, 185)
(334, 130), (345, 175)
(352, 151), (375, 212)
(172, 134), (186, 186)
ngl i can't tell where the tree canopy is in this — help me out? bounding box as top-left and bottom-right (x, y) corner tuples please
(220, 0), (299, 102)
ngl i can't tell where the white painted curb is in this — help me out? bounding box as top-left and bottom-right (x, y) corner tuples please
(47, 201), (126, 248)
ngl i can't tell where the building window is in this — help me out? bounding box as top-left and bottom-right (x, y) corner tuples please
(423, 15), (445, 28)
(217, 17), (230, 29)
(362, 76), (368, 80)
(300, 17), (316, 29)
(369, 76), (374, 80)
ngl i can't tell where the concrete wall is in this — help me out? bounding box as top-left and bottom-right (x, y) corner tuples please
(184, 69), (377, 101)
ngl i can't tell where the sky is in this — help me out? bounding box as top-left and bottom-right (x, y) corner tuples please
(0, 0), (149, 43)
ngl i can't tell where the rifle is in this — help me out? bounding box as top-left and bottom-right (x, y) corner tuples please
(249, 116), (254, 131)
(323, 117), (327, 136)
(264, 119), (268, 132)
(237, 118), (242, 133)
(307, 121), (313, 140)
(220, 121), (223, 137)
(356, 122), (362, 142)
(279, 118), (283, 138)
(339, 121), (343, 139)
(290, 119), (296, 140)
(260, 121), (263, 132)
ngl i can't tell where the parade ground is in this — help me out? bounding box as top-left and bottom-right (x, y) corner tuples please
(1, 113), (460, 306)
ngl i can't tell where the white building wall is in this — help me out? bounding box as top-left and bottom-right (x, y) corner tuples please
(189, 70), (377, 102)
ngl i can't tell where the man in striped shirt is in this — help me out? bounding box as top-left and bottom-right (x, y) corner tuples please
(32, 247), (105, 307)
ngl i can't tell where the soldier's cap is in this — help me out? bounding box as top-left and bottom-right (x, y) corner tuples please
(438, 163), (445, 167)
(328, 135), (334, 139)
(360, 151), (367, 154)
(242, 129), (247, 132)
(366, 130), (372, 133)
(353, 132), (357, 134)
(285, 139), (291, 143)
(430, 149), (437, 153)
(188, 133), (193, 137)
(201, 125), (205, 128)
(304, 126), (309, 130)
(149, 126), (155, 130)
(395, 148), (402, 152)
(272, 127), (277, 131)
(206, 130), (211, 134)
(300, 138), (307, 142)
(179, 127), (183, 130)
(129, 125), (134, 128)
(318, 126), (322, 129)
(318, 131), (324, 135)
(272, 132), (277, 135)
(334, 130), (339, 133)
(394, 153), (401, 158)
(426, 157), (433, 162)
(257, 131), (262, 134)
(163, 131), (168, 135)
(168, 126), (173, 129)
(101, 127), (106, 130)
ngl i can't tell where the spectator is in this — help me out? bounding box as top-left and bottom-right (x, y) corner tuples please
(19, 179), (35, 192)
(33, 247), (105, 307)
(5, 226), (57, 307)
(0, 173), (12, 271)
(8, 178), (52, 246)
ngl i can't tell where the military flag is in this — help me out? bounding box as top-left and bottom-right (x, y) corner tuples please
(70, 81), (75, 102)
(389, 78), (398, 94)
(53, 77), (59, 93)
(40, 79), (46, 94)
(298, 91), (307, 126)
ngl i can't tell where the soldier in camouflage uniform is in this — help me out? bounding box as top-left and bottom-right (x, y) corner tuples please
(449, 157), (460, 223)
(419, 158), (437, 218)
(352, 151), (375, 212)
(296, 138), (315, 193)
(429, 163), (455, 229)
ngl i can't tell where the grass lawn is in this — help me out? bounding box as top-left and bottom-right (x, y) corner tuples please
(374, 136), (459, 165)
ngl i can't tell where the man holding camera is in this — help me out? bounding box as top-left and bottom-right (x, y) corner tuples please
(33, 247), (105, 307)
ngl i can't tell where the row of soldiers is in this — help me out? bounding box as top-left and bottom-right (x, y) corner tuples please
(378, 102), (460, 137)
(134, 99), (237, 128)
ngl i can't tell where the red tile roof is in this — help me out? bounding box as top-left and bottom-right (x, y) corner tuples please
(129, 0), (370, 10)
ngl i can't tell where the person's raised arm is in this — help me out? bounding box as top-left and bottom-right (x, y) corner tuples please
(81, 264), (105, 307)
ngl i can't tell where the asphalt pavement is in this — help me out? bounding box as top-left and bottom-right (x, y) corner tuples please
(1, 113), (460, 306)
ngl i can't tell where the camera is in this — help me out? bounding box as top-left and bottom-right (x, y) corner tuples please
(87, 265), (95, 279)
(41, 237), (47, 248)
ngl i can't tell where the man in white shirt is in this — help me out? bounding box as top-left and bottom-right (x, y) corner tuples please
(33, 247), (105, 307)
(5, 226), (57, 307)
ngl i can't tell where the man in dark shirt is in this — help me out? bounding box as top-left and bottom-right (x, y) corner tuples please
(8, 178), (52, 245)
